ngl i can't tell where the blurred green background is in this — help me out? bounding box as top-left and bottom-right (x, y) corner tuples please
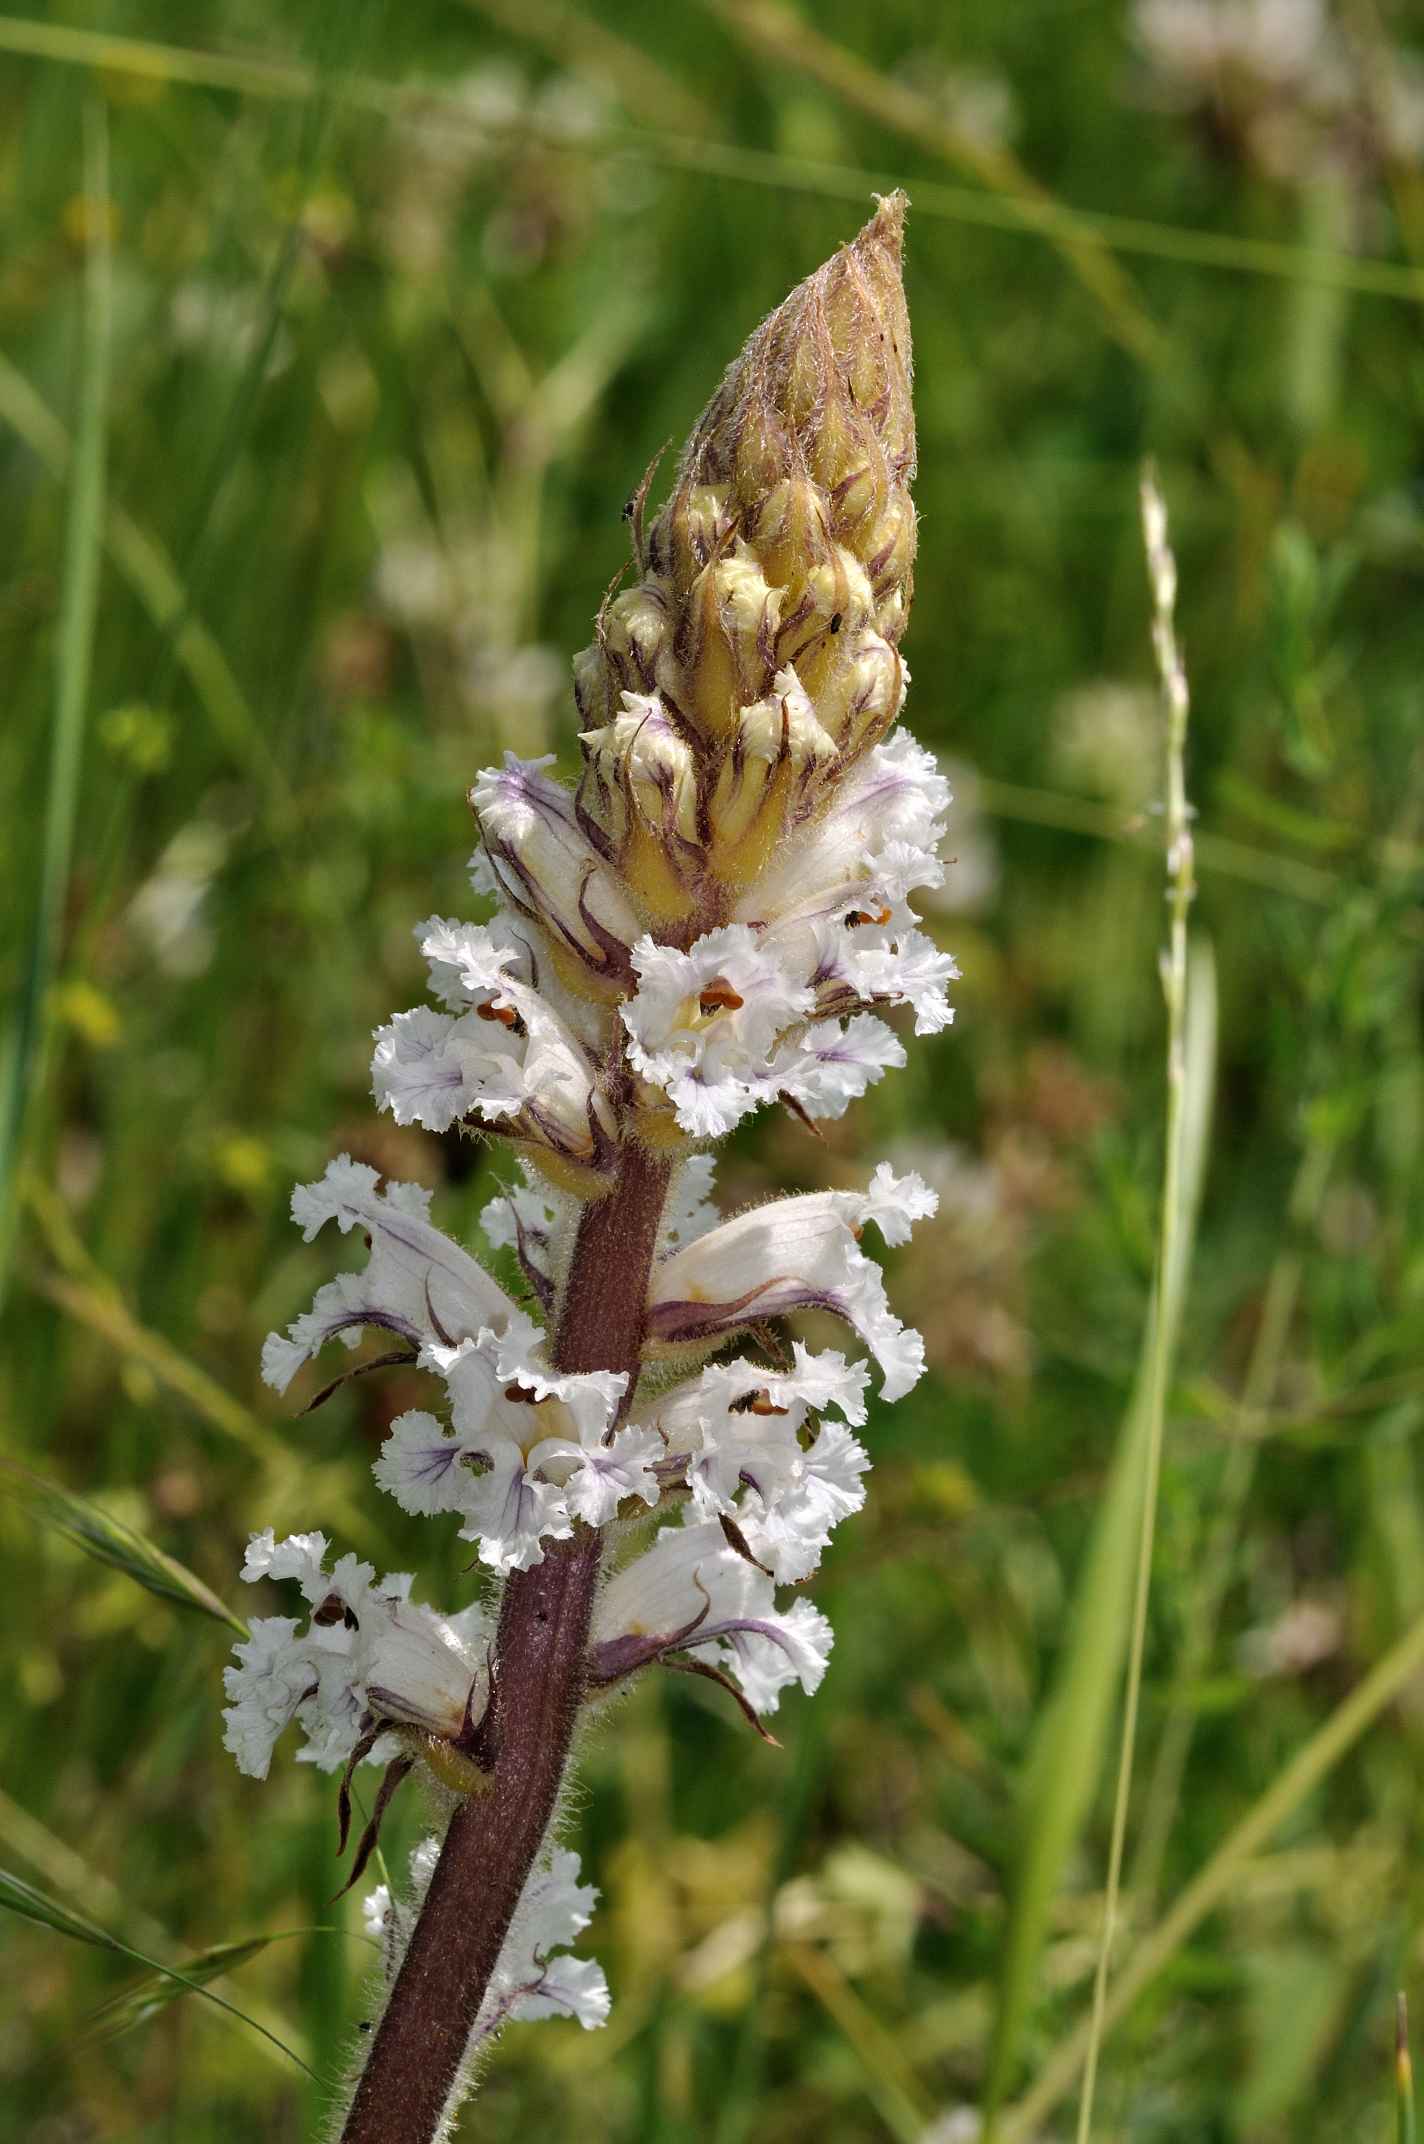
(4, 2), (1424, 2138)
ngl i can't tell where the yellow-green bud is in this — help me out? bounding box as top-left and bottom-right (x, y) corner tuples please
(561, 194), (915, 935)
(708, 667), (837, 885)
(814, 629), (906, 754)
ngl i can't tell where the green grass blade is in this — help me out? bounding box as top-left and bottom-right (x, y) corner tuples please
(1072, 476), (1204, 2143)
(0, 97), (110, 1307)
(1, 1458), (248, 1636)
(998, 1603), (1424, 2140)
(0, 351), (286, 812)
(86, 1935), (275, 2043)
(984, 938), (1216, 2120)
(0, 1867), (316, 2078)
(0, 1865), (117, 1950)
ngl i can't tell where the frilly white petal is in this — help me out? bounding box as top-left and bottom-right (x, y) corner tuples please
(740, 1420), (871, 1584)
(657, 1153), (720, 1254)
(221, 1617), (310, 1780)
(472, 1845), (610, 2039)
(372, 1410), (474, 1518)
(479, 1166), (567, 1256)
(646, 1172), (935, 1400)
(415, 914), (525, 1011)
(554, 1424), (664, 1529)
(621, 925), (814, 1136)
(594, 1521), (832, 1716)
(222, 1535), (487, 1779)
(860, 1162), (940, 1246)
(771, 1014), (906, 1121)
(262, 1156), (516, 1393)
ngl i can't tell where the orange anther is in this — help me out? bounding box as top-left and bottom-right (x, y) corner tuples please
(698, 982), (745, 1016)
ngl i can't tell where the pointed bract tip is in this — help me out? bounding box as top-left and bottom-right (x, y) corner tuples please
(861, 190), (908, 260)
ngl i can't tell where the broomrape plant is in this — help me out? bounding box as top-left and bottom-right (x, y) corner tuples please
(225, 195), (954, 2141)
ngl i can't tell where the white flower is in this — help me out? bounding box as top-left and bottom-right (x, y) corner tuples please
(479, 1163), (571, 1317)
(470, 752), (640, 991)
(260, 1156), (517, 1394)
(366, 1834), (609, 2039)
(802, 914), (959, 1038)
(373, 918), (612, 1165)
(621, 924), (813, 1137)
(222, 1531), (487, 1779)
(738, 728), (950, 930)
(640, 1341), (871, 1581)
(646, 1165), (937, 1401)
(374, 1309), (654, 1574)
(593, 1520), (833, 1716)
(742, 1418), (871, 1584)
(769, 1012), (907, 1122)
(473, 1846), (610, 2037)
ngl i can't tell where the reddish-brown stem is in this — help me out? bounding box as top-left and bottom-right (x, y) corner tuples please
(340, 1140), (673, 2144)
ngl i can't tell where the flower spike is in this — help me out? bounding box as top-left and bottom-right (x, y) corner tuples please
(235, 200), (954, 2137)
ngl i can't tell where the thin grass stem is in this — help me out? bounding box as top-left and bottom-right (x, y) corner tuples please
(1073, 468), (1198, 2143)
(1128, 1132), (1337, 1912)
(999, 1601), (1424, 2142)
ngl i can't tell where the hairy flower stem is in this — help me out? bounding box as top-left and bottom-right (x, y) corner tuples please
(340, 1141), (673, 2144)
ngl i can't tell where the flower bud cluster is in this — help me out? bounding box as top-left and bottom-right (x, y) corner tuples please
(572, 193), (918, 925)
(228, 198), (954, 2048)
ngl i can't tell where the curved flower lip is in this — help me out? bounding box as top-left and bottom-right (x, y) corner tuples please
(261, 1156), (519, 1395)
(590, 1519), (833, 1717)
(644, 1165), (937, 1401)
